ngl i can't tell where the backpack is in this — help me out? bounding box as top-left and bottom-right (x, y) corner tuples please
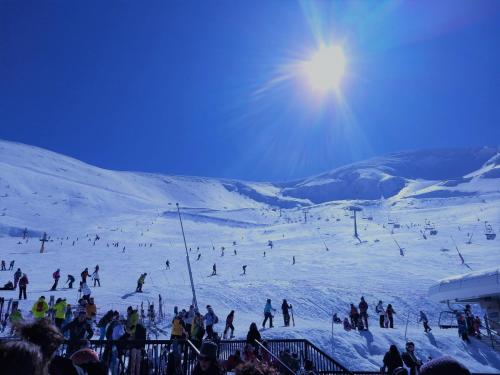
(36, 301), (45, 312)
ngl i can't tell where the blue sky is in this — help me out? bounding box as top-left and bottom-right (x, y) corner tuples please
(1, 1), (500, 181)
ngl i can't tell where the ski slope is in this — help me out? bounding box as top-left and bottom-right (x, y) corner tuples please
(0, 140), (499, 372)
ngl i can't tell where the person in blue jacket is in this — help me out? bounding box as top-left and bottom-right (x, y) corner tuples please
(262, 299), (276, 328)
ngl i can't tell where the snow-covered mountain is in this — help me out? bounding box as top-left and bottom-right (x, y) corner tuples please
(0, 139), (499, 373)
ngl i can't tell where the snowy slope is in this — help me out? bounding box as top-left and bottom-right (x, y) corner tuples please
(0, 140), (499, 372)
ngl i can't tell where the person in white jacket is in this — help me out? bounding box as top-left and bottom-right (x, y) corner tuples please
(204, 305), (219, 339)
(375, 300), (385, 328)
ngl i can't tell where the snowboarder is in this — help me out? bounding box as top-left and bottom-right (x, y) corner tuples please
(386, 304), (395, 328)
(262, 299), (276, 328)
(18, 273), (28, 299)
(204, 305), (219, 339)
(211, 263), (217, 276)
(13, 268), (22, 289)
(92, 266), (100, 287)
(66, 274), (75, 289)
(358, 297), (369, 329)
(242, 265), (247, 275)
(282, 299), (291, 326)
(8, 260), (14, 271)
(81, 267), (89, 283)
(136, 273), (147, 292)
(419, 311), (431, 333)
(223, 310), (235, 339)
(166, 260), (170, 269)
(51, 268), (61, 291)
(375, 300), (385, 328)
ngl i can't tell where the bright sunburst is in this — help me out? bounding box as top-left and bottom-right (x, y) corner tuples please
(301, 44), (346, 95)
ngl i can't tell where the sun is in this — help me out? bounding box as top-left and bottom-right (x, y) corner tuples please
(302, 44), (346, 94)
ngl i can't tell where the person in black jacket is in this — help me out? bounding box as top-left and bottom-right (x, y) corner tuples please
(401, 342), (422, 375)
(282, 300), (291, 327)
(246, 322), (261, 354)
(382, 345), (404, 375)
(61, 311), (93, 356)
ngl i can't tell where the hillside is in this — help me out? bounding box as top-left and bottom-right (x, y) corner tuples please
(0, 140), (499, 372)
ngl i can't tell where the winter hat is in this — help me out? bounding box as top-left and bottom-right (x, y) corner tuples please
(199, 341), (218, 361)
(420, 356), (471, 375)
(70, 348), (99, 365)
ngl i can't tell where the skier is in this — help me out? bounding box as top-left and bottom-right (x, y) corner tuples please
(8, 260), (14, 271)
(66, 274), (75, 289)
(263, 251), (266, 257)
(204, 305), (219, 339)
(97, 309), (114, 340)
(51, 268), (61, 291)
(211, 263), (217, 276)
(223, 310), (235, 339)
(170, 311), (186, 340)
(221, 248), (224, 257)
(136, 273), (147, 292)
(13, 268), (22, 289)
(358, 297), (369, 330)
(282, 299), (291, 326)
(1, 260), (5, 270)
(386, 304), (395, 328)
(31, 296), (49, 319)
(262, 299), (276, 328)
(349, 304), (360, 329)
(18, 273), (28, 300)
(419, 311), (431, 333)
(197, 254), (201, 261)
(234, 249), (237, 255)
(401, 341), (422, 375)
(166, 260), (170, 269)
(242, 265), (247, 275)
(375, 300), (385, 328)
(81, 267), (89, 283)
(292, 256), (295, 265)
(92, 266), (100, 287)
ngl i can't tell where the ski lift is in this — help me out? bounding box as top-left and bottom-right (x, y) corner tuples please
(485, 223), (496, 240)
(438, 310), (459, 329)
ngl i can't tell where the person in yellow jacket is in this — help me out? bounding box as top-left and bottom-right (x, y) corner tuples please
(86, 297), (97, 321)
(31, 296), (49, 319)
(136, 273), (147, 292)
(126, 306), (139, 335)
(171, 312), (186, 339)
(53, 298), (67, 329)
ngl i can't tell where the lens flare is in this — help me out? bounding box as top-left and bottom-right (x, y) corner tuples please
(301, 44), (346, 94)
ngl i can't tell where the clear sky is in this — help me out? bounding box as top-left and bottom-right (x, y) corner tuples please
(1, 1), (500, 182)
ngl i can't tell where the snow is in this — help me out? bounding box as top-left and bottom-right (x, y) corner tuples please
(0, 140), (499, 372)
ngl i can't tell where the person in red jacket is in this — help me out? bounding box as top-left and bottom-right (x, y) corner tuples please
(18, 273), (28, 300)
(223, 310), (235, 339)
(51, 269), (61, 291)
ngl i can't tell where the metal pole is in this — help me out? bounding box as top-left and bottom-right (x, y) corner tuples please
(353, 211), (358, 237)
(176, 203), (198, 309)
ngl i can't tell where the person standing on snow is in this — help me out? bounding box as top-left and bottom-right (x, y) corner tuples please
(223, 310), (235, 339)
(18, 273), (29, 300)
(51, 269), (61, 291)
(31, 296), (49, 319)
(419, 311), (431, 333)
(13, 268), (22, 289)
(136, 273), (147, 292)
(80, 281), (91, 301)
(204, 305), (219, 339)
(349, 304), (360, 329)
(282, 299), (291, 327)
(262, 299), (276, 328)
(211, 264), (217, 276)
(81, 267), (89, 283)
(8, 260), (14, 271)
(92, 266), (100, 287)
(386, 304), (396, 328)
(166, 260), (170, 269)
(358, 297), (369, 330)
(375, 301), (385, 328)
